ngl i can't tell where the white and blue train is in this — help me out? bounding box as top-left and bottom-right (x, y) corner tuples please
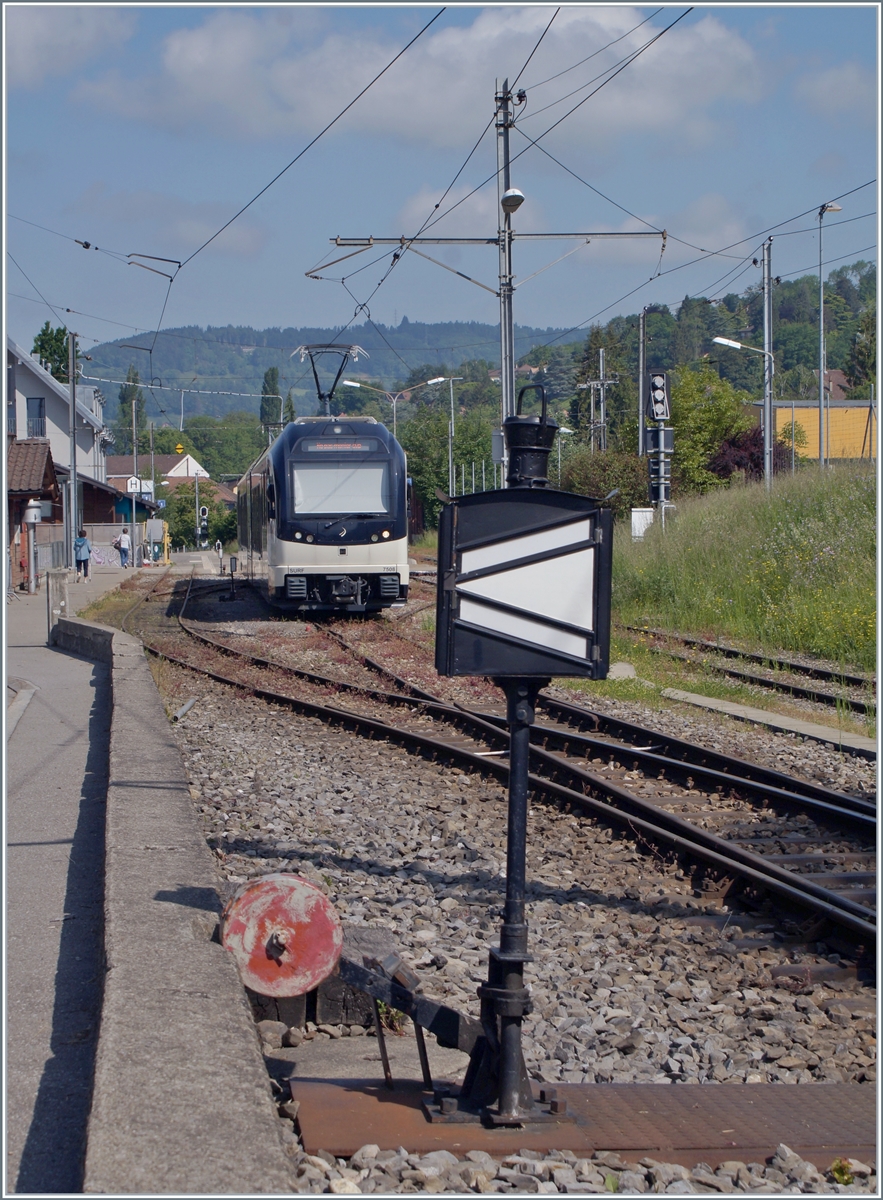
(237, 416), (410, 613)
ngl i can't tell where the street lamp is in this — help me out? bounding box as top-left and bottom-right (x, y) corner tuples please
(818, 201), (842, 466)
(341, 380), (409, 437)
(713, 337), (776, 488)
(428, 376), (463, 496)
(557, 426), (573, 485)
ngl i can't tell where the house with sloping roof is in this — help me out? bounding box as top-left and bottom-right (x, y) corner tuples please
(106, 452), (210, 486)
(6, 438), (62, 589)
(7, 336), (112, 481)
(7, 337), (123, 575)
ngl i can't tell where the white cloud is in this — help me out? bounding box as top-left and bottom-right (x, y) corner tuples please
(793, 63), (876, 124)
(395, 182), (544, 238)
(5, 6), (135, 89)
(663, 194), (751, 260)
(67, 184), (266, 259)
(72, 6), (760, 154)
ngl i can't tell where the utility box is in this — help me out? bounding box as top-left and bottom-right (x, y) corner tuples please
(631, 507), (655, 541)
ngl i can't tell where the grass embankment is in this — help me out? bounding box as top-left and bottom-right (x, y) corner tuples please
(613, 465), (876, 673)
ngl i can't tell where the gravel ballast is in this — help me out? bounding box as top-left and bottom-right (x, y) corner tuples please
(164, 666), (876, 1194)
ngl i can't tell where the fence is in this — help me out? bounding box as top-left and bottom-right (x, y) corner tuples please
(35, 541), (66, 571)
(85, 523), (146, 568)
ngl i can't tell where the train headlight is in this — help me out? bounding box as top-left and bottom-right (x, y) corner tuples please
(381, 530), (390, 539)
(295, 531), (303, 540)
(306, 534), (315, 543)
(370, 533), (379, 542)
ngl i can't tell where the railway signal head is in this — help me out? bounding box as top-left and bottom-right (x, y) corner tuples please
(646, 372), (670, 422)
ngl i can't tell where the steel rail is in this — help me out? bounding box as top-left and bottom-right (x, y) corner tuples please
(536, 694), (877, 808)
(624, 625), (874, 691)
(119, 566), (175, 636)
(319, 626), (876, 817)
(141, 630), (875, 940)
(650, 647), (874, 716)
(473, 709), (875, 829)
(177, 616), (874, 842)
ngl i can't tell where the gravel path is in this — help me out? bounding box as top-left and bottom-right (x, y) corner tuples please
(163, 665), (876, 1194)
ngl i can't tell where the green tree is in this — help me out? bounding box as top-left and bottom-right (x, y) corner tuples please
(31, 322), (71, 381)
(562, 447), (648, 520)
(573, 325), (636, 447)
(164, 479), (236, 549)
(114, 365), (146, 454)
(398, 405), (450, 525)
(283, 389), (297, 423)
(183, 412), (266, 478)
(669, 366), (753, 494)
(261, 366), (281, 425)
(845, 304), (876, 393)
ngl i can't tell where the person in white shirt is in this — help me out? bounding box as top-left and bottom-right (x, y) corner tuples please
(118, 527), (132, 569)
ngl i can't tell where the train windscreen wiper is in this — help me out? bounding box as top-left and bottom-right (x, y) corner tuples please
(322, 513), (381, 528)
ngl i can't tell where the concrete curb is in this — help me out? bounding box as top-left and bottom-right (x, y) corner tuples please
(661, 687), (877, 759)
(52, 618), (294, 1194)
(6, 676), (38, 739)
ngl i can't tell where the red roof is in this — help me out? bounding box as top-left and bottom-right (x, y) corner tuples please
(106, 453), (193, 476)
(7, 439), (59, 496)
(160, 475), (237, 506)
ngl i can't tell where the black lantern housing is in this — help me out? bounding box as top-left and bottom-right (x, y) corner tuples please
(504, 384), (558, 488)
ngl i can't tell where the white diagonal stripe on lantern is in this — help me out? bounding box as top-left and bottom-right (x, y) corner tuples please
(460, 518), (592, 574)
(457, 545), (595, 633)
(458, 599), (588, 659)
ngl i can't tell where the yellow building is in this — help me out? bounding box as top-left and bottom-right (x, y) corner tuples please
(775, 401), (876, 461)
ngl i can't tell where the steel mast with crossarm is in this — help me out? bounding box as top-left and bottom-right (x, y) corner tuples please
(311, 81), (663, 480)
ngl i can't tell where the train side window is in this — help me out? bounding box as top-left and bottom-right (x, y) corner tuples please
(267, 481), (276, 520)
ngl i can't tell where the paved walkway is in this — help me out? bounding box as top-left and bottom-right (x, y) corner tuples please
(5, 564), (133, 1192)
(661, 687), (877, 757)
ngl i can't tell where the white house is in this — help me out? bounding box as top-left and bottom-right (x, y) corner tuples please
(6, 336), (112, 483)
(105, 452), (210, 487)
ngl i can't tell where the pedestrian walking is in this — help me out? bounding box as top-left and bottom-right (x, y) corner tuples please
(117, 527), (132, 569)
(74, 529), (92, 581)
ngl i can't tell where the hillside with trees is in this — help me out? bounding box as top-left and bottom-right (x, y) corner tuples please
(63, 259), (874, 525)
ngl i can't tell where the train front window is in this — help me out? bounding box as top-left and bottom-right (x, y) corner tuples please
(291, 463), (391, 515)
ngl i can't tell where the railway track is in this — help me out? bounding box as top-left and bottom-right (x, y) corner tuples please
(623, 625), (876, 717)
(125, 573), (875, 946)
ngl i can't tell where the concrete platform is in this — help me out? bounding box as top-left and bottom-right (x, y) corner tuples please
(661, 687), (877, 758)
(5, 563), (295, 1194)
(5, 566), (127, 1192)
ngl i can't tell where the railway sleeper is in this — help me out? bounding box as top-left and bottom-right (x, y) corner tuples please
(146, 635), (876, 946)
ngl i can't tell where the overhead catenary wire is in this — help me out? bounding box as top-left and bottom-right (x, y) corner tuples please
(7, 252), (70, 334)
(80, 374), (283, 399)
(418, 8), (694, 239)
(302, 10), (691, 376)
(523, 7), (663, 91)
(511, 7), (559, 88)
(177, 8), (446, 271)
(533, 239), (880, 356)
(36, 8), (448, 401)
(8, 213), (130, 262)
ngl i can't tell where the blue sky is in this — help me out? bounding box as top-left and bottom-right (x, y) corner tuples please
(4, 4), (878, 375)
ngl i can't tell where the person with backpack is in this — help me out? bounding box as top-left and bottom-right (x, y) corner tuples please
(74, 529), (92, 581)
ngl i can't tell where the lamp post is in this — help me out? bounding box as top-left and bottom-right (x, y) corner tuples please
(818, 202), (842, 466)
(341, 378), (439, 438)
(713, 337), (776, 488)
(557, 426), (573, 485)
(426, 376), (463, 496)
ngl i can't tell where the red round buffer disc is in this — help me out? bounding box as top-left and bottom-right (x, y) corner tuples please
(221, 873), (343, 997)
